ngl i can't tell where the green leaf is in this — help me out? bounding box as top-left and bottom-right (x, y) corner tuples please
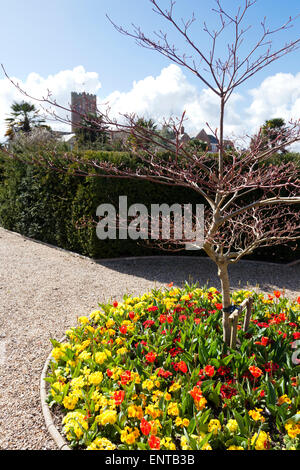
(197, 431), (213, 450)
(233, 410), (246, 435)
(266, 379), (277, 406)
(187, 417), (196, 434)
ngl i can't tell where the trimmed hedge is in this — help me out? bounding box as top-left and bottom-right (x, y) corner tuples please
(0, 151), (203, 258)
(0, 150), (298, 262)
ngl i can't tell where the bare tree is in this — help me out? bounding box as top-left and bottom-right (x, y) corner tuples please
(2, 0), (300, 345)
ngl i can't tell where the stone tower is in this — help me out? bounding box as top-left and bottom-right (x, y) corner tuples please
(71, 92), (97, 132)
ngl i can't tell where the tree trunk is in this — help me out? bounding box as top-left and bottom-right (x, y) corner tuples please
(218, 95), (225, 180)
(217, 261), (231, 345)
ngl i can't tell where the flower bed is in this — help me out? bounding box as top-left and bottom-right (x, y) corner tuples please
(45, 284), (300, 450)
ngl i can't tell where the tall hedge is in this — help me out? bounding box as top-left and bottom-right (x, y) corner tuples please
(0, 150), (298, 262)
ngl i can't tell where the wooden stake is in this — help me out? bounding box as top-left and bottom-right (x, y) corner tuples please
(243, 297), (253, 332)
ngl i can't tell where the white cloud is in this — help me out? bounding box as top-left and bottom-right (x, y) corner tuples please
(102, 64), (243, 139)
(1, 64), (300, 149)
(247, 72), (300, 131)
(0, 66), (101, 138)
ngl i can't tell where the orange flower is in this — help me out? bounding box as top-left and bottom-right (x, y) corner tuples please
(204, 365), (215, 377)
(140, 418), (151, 436)
(145, 351), (157, 363)
(255, 337), (269, 347)
(148, 435), (160, 450)
(112, 390), (125, 405)
(273, 290), (281, 298)
(189, 386), (203, 401)
(249, 366), (263, 378)
(120, 370), (132, 385)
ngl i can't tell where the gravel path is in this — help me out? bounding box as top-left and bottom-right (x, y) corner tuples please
(0, 226), (299, 450)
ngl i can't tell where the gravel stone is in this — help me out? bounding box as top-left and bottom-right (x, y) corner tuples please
(0, 227), (299, 449)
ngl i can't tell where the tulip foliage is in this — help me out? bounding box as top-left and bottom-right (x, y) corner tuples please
(46, 285), (300, 450)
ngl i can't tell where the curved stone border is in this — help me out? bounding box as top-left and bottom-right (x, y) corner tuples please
(40, 343), (71, 450)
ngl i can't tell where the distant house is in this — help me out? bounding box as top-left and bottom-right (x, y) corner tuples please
(195, 129), (219, 152)
(195, 129), (234, 152)
(180, 127), (234, 152)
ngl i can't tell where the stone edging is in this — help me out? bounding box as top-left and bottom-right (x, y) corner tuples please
(40, 343), (71, 451)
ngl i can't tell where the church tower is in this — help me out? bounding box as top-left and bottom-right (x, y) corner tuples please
(71, 92), (97, 132)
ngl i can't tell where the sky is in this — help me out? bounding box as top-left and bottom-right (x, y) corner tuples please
(1, 0), (300, 144)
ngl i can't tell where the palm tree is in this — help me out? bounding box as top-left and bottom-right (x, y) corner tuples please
(5, 101), (45, 139)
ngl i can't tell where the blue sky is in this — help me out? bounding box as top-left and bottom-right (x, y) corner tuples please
(1, 0), (300, 140)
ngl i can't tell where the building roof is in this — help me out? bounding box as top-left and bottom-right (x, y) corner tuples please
(195, 129), (218, 144)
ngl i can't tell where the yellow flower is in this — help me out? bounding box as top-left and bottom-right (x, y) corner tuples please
(125, 433), (136, 445)
(82, 366), (91, 376)
(151, 390), (163, 403)
(161, 437), (176, 450)
(195, 396), (207, 411)
(106, 318), (115, 328)
(88, 371), (103, 386)
(63, 393), (79, 410)
(208, 419), (221, 435)
(78, 316), (89, 325)
(145, 404), (162, 419)
(87, 437), (116, 450)
(175, 417), (189, 428)
(116, 347), (127, 355)
(164, 392), (171, 401)
(180, 436), (191, 450)
(131, 372), (141, 384)
(180, 294), (190, 301)
(75, 339), (91, 353)
(95, 351), (107, 365)
(251, 431), (270, 450)
(115, 337), (125, 345)
(89, 310), (101, 322)
(127, 405), (144, 420)
(248, 408), (265, 422)
(226, 419), (238, 433)
(167, 402), (180, 417)
(96, 409), (117, 426)
(51, 347), (65, 361)
(142, 379), (154, 391)
(285, 421), (300, 439)
(120, 426), (139, 445)
(85, 325), (95, 333)
(149, 419), (162, 436)
(78, 351), (91, 361)
(227, 445), (244, 450)
(70, 375), (85, 389)
(63, 411), (88, 440)
(169, 382), (181, 392)
(51, 381), (65, 395)
(278, 395), (292, 405)
(202, 442), (212, 450)
(175, 417), (182, 427)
